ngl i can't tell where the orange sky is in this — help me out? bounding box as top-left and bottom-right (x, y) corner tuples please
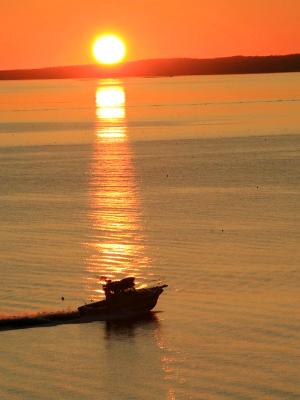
(1, 0), (299, 70)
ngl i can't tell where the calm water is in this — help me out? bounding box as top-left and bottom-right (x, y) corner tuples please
(0, 74), (300, 399)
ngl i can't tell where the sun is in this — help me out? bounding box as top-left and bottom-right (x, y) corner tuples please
(93, 34), (126, 65)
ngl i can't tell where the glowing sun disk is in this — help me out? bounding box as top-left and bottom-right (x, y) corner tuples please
(93, 35), (126, 65)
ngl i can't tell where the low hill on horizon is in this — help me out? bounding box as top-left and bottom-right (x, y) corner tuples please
(0, 54), (299, 80)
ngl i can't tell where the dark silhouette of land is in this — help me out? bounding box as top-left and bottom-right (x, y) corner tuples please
(0, 54), (299, 80)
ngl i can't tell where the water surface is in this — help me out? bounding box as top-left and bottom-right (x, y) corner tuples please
(0, 74), (300, 399)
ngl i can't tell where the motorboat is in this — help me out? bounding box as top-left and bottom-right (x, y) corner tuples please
(0, 277), (167, 331)
(78, 277), (167, 320)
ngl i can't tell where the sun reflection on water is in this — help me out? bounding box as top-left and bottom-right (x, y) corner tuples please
(96, 86), (125, 121)
(85, 80), (150, 300)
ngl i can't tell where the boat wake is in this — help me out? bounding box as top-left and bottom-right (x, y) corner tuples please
(0, 309), (162, 332)
(0, 310), (81, 332)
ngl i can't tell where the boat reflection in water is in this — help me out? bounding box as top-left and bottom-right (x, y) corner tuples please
(85, 80), (150, 301)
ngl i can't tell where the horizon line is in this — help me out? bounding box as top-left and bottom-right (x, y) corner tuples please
(1, 53), (300, 73)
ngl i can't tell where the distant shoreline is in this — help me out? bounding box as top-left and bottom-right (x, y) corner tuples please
(0, 54), (299, 81)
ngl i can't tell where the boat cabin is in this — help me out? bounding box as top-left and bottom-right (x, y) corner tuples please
(103, 277), (135, 299)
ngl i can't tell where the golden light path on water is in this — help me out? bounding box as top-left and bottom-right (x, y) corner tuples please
(84, 80), (151, 300)
(85, 81), (176, 398)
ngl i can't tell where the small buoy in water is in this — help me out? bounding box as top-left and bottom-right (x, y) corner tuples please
(61, 296), (64, 301)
